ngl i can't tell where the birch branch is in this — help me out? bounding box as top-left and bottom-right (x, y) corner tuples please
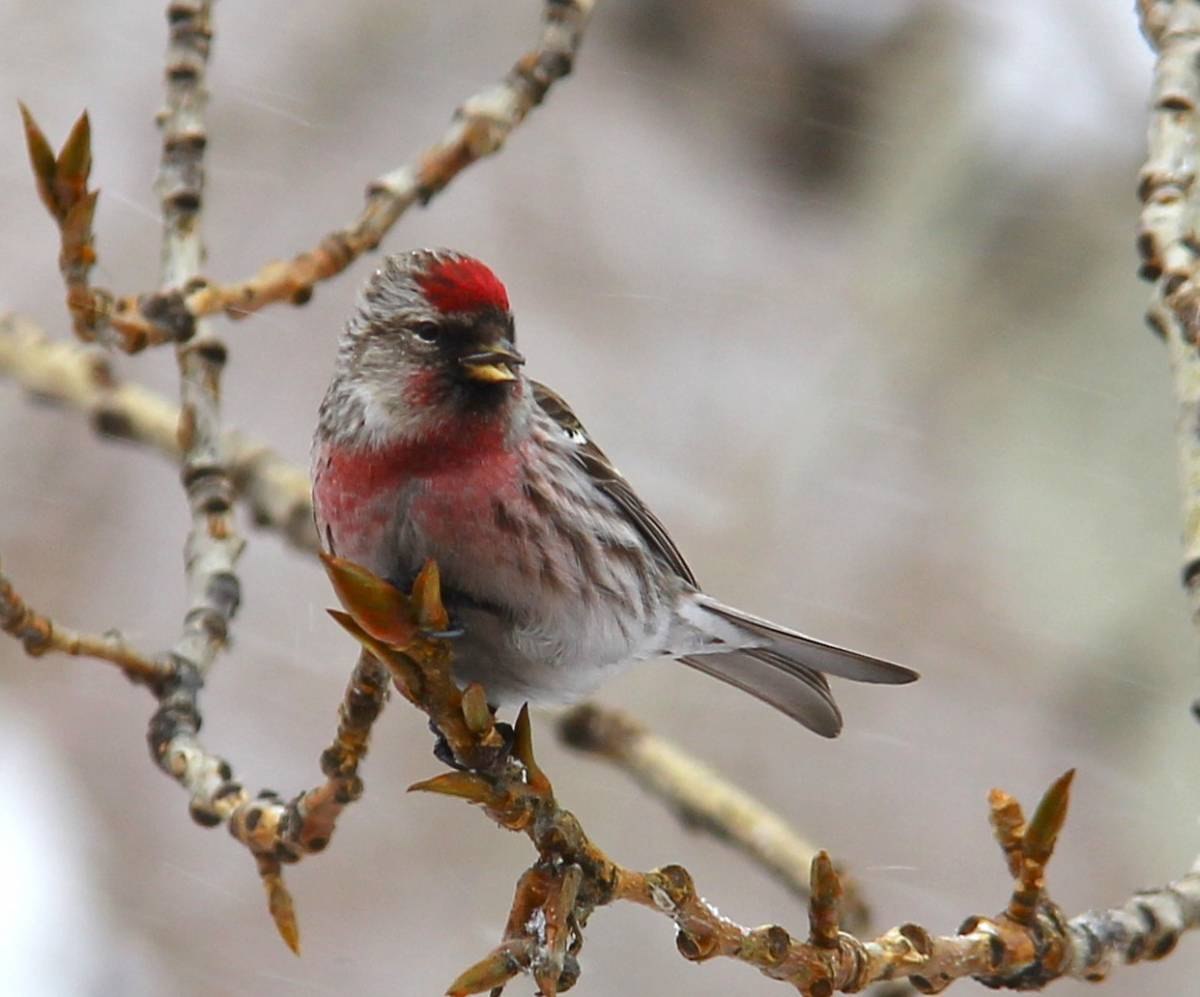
(21, 0), (596, 353)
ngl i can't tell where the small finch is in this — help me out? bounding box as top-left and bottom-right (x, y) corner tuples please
(313, 250), (917, 737)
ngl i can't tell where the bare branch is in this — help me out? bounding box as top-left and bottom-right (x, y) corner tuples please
(157, 0), (240, 679)
(225, 650), (391, 952)
(4, 524), (406, 926)
(28, 0), (597, 352)
(0, 313), (317, 553)
(0, 560), (171, 687)
(17, 105), (114, 347)
(557, 702), (870, 933)
(1137, 1), (1200, 624)
(143, 647), (391, 954)
(143, 1), (254, 863)
(608, 847), (1200, 993)
(10, 4), (1196, 989)
(326, 558), (1200, 995)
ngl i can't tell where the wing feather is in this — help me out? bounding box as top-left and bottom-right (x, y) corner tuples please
(531, 380), (698, 586)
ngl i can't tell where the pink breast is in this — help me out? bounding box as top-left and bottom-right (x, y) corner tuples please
(313, 429), (521, 561)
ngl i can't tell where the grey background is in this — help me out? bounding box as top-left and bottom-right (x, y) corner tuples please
(1, 1), (1196, 994)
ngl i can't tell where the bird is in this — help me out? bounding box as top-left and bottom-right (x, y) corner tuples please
(312, 249), (917, 737)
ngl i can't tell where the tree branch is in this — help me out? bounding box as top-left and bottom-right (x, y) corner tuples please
(324, 558), (1200, 995)
(18, 104), (106, 345)
(223, 649), (392, 952)
(9, 5), (1196, 987)
(1137, 1), (1200, 625)
(142, 647), (391, 953)
(0, 543), (386, 955)
(0, 313), (317, 553)
(144, 2), (256, 853)
(557, 702), (870, 933)
(157, 0), (239, 679)
(0, 560), (171, 687)
(21, 0), (597, 353)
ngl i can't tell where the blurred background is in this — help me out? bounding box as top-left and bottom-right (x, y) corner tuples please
(1, 1), (1195, 994)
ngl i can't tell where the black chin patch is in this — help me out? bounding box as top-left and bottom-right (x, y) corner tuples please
(452, 372), (517, 414)
(436, 308), (517, 410)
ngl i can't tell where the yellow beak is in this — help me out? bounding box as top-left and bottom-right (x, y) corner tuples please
(458, 343), (525, 383)
(462, 362), (518, 383)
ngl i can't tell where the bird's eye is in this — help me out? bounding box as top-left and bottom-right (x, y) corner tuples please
(412, 322), (440, 343)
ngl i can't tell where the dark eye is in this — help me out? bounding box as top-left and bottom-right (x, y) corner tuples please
(412, 322), (440, 343)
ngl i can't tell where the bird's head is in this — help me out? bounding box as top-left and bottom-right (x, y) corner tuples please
(323, 250), (526, 446)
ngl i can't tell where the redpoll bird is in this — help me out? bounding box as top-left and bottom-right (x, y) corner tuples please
(313, 250), (917, 737)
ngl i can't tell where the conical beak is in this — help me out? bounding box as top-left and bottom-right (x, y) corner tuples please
(458, 343), (525, 383)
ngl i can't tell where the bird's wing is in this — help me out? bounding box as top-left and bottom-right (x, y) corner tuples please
(530, 380), (699, 587)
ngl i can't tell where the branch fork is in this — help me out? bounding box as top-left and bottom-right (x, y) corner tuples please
(17, 0), (597, 354)
(6, 0), (1200, 992)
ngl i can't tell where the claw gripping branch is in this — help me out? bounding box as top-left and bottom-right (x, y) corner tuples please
(322, 558), (1200, 995)
(7, 0), (1200, 992)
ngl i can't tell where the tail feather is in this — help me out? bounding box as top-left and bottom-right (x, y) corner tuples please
(696, 597), (919, 685)
(675, 596), (917, 735)
(680, 649), (843, 737)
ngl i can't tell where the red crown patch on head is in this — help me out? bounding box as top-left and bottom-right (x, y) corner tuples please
(416, 256), (510, 315)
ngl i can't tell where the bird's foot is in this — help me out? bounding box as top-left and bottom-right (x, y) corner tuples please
(420, 622), (465, 640)
(429, 716), (516, 772)
(492, 720), (516, 760)
(429, 718), (466, 770)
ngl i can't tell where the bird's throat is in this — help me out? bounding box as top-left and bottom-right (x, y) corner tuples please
(324, 413), (515, 484)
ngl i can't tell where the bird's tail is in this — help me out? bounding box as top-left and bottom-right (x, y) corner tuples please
(679, 596), (918, 738)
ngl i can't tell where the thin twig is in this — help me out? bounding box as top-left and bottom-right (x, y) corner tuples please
(30, 0), (597, 352)
(0, 561), (171, 687)
(145, 0), (252, 868)
(0, 313), (317, 552)
(18, 104), (109, 346)
(224, 650), (392, 952)
(557, 702), (870, 933)
(1137, 0), (1200, 625)
(158, 0), (240, 679)
(8, 0), (600, 957)
(143, 648), (392, 953)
